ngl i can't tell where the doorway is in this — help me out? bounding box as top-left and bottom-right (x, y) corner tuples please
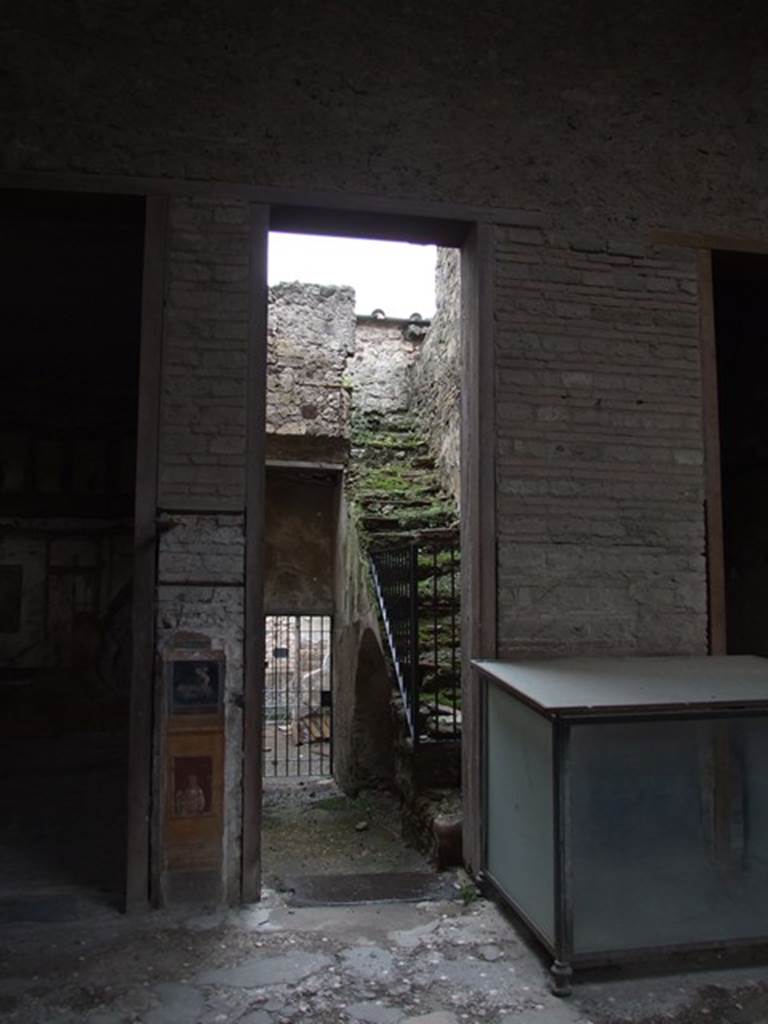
(0, 190), (144, 917)
(711, 250), (768, 655)
(255, 220), (467, 899)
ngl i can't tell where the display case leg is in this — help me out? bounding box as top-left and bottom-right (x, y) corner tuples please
(550, 959), (573, 996)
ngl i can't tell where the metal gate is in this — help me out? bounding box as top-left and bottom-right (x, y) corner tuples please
(263, 614), (332, 777)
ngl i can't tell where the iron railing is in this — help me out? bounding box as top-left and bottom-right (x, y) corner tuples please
(370, 534), (460, 743)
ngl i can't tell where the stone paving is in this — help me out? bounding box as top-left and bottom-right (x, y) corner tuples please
(3, 886), (768, 1024)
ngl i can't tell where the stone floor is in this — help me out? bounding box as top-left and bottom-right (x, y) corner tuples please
(3, 885), (768, 1024)
(4, 747), (768, 1023)
(262, 778), (430, 888)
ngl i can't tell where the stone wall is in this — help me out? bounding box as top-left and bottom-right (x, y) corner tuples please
(347, 316), (427, 416)
(267, 283), (354, 439)
(494, 229), (707, 657)
(412, 250), (462, 506)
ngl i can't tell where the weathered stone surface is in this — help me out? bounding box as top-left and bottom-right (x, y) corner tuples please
(500, 1001), (588, 1023)
(479, 944), (504, 962)
(340, 944), (395, 981)
(6, 892), (768, 1024)
(144, 982), (205, 1024)
(346, 1000), (403, 1023)
(157, 512), (245, 585)
(239, 1011), (273, 1024)
(389, 920), (440, 948)
(235, 906), (272, 930)
(199, 952), (332, 987)
(426, 957), (519, 994)
(412, 249), (462, 507)
(267, 282), (354, 439)
(402, 1013), (459, 1024)
(347, 317), (426, 415)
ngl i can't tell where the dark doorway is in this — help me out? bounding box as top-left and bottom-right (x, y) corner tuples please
(712, 251), (768, 655)
(0, 190), (144, 917)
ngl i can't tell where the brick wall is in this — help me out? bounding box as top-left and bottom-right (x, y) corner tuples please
(156, 196), (250, 901)
(159, 196), (250, 512)
(7, 5), (768, 241)
(494, 228), (708, 657)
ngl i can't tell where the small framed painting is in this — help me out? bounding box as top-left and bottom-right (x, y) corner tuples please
(169, 659), (223, 714)
(172, 755), (213, 817)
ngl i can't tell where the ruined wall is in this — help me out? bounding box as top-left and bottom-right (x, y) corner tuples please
(412, 250), (462, 506)
(347, 317), (426, 416)
(267, 283), (354, 440)
(494, 228), (707, 657)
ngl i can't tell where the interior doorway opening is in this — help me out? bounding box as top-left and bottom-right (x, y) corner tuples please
(258, 220), (465, 898)
(0, 190), (145, 917)
(712, 250), (768, 655)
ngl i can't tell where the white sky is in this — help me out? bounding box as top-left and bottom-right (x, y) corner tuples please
(268, 232), (437, 319)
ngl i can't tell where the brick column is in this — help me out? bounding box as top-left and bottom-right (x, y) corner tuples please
(153, 196), (250, 903)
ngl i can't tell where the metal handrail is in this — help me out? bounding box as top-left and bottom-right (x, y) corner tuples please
(370, 533), (460, 743)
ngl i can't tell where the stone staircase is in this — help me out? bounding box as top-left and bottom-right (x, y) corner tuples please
(349, 409), (464, 868)
(348, 409), (458, 550)
(349, 407), (461, 735)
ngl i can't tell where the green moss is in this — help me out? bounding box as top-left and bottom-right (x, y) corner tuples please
(354, 466), (435, 499)
(348, 411), (457, 551)
(354, 432), (426, 450)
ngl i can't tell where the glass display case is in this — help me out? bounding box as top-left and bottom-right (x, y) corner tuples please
(474, 656), (768, 994)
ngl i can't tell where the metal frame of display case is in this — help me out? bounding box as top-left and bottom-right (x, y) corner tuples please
(474, 656), (768, 996)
